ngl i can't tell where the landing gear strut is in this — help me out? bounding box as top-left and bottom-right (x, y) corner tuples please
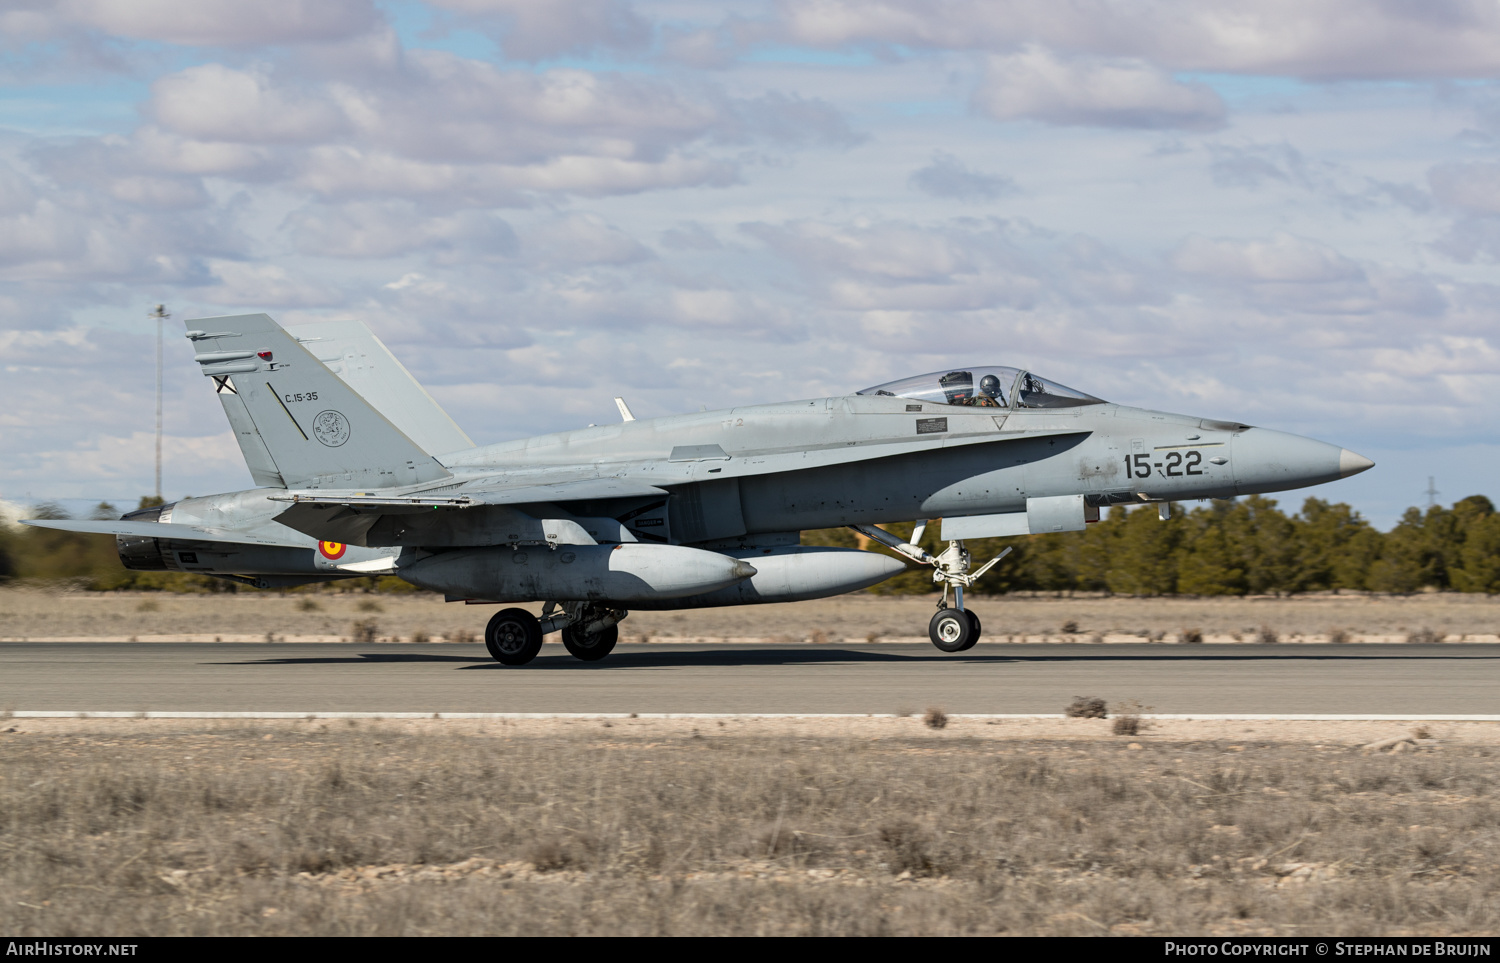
(555, 602), (624, 662)
(849, 523), (1011, 653)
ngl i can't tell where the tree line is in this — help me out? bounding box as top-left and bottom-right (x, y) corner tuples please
(1, 493), (1497, 595)
(805, 494), (1500, 596)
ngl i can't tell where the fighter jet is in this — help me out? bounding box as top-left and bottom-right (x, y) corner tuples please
(27, 313), (1374, 664)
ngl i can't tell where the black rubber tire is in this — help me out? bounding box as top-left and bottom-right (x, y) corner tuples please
(485, 608), (544, 665)
(958, 610), (981, 651)
(929, 608), (976, 653)
(561, 622), (618, 661)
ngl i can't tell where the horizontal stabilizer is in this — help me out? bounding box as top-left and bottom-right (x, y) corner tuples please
(21, 518), (307, 548)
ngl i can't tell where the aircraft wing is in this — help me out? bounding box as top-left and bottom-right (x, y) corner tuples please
(21, 518), (309, 548)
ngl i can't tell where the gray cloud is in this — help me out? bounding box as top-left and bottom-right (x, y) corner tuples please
(974, 47), (1226, 130)
(909, 150), (1015, 200)
(8, 0), (380, 49)
(428, 0), (650, 62)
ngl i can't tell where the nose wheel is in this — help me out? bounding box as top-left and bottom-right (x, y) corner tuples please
(929, 607), (981, 652)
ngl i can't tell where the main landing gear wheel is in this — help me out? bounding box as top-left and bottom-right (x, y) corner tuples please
(929, 608), (979, 653)
(485, 608), (543, 666)
(561, 622), (618, 662)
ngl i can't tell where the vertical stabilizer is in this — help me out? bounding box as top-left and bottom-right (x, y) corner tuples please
(187, 314), (452, 490)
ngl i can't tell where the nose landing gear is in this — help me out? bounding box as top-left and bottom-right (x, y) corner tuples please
(849, 524), (1011, 653)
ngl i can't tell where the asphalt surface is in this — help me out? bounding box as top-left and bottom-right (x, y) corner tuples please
(2, 641), (1497, 715)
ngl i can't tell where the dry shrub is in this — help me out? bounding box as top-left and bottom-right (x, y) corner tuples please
(1327, 627), (1351, 644)
(808, 630), (829, 644)
(878, 819), (952, 876)
(864, 631), (881, 643)
(526, 837), (575, 872)
(1406, 628), (1444, 645)
(357, 599), (383, 613)
(1088, 632), (1105, 644)
(923, 707), (948, 730)
(135, 599), (160, 613)
(1066, 696), (1107, 719)
(1255, 625), (1279, 645)
(1411, 725), (1432, 740)
(297, 598), (321, 612)
(450, 628), (476, 645)
(1180, 627), (1204, 645)
(350, 620), (379, 644)
(1147, 630), (1165, 643)
(1111, 700), (1152, 736)
(1060, 619), (1079, 634)
(409, 629), (430, 645)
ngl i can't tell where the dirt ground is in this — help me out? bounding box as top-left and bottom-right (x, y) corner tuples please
(1, 586), (1496, 643)
(2, 716), (1496, 936)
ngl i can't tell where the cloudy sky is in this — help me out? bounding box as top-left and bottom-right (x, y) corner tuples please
(2, 0), (1497, 527)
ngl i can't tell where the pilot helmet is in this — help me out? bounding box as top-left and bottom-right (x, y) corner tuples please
(979, 373), (1001, 398)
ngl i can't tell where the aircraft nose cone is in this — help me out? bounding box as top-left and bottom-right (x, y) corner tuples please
(1339, 449), (1375, 478)
(1230, 428), (1354, 495)
(730, 560), (759, 580)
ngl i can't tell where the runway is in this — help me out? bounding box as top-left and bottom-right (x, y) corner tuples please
(2, 641), (1497, 715)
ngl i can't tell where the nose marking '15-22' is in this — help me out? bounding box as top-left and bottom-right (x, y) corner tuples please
(1125, 450), (1203, 479)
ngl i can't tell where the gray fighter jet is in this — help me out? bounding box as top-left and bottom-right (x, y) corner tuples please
(27, 313), (1374, 664)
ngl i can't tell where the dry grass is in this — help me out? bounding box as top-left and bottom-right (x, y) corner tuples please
(1, 724), (1497, 936)
(1180, 628), (1204, 645)
(923, 707), (948, 730)
(1256, 625), (1280, 645)
(297, 598), (321, 613)
(1060, 620), (1080, 634)
(350, 619), (379, 644)
(1328, 627), (1352, 645)
(1407, 628), (1446, 645)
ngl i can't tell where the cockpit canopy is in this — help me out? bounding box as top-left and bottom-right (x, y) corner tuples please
(857, 366), (1104, 410)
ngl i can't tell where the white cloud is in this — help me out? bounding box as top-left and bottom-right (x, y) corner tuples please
(151, 65), (349, 144)
(974, 47), (1225, 130)
(288, 202), (518, 260)
(775, 0), (1500, 80)
(1429, 161), (1500, 216)
(1172, 232), (1362, 284)
(54, 0), (381, 47)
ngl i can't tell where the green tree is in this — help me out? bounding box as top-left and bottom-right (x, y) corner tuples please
(1176, 503), (1246, 595)
(1451, 498), (1500, 593)
(1105, 504), (1181, 595)
(1292, 498), (1378, 591)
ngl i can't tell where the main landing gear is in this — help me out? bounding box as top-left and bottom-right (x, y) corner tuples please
(484, 602), (627, 666)
(849, 523), (1010, 654)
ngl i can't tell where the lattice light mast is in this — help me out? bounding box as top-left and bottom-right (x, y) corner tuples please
(148, 304), (168, 501)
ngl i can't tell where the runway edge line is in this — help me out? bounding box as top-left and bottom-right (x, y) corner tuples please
(7, 711), (1500, 721)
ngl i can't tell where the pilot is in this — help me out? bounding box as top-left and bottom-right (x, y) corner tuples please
(972, 373), (1004, 407)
